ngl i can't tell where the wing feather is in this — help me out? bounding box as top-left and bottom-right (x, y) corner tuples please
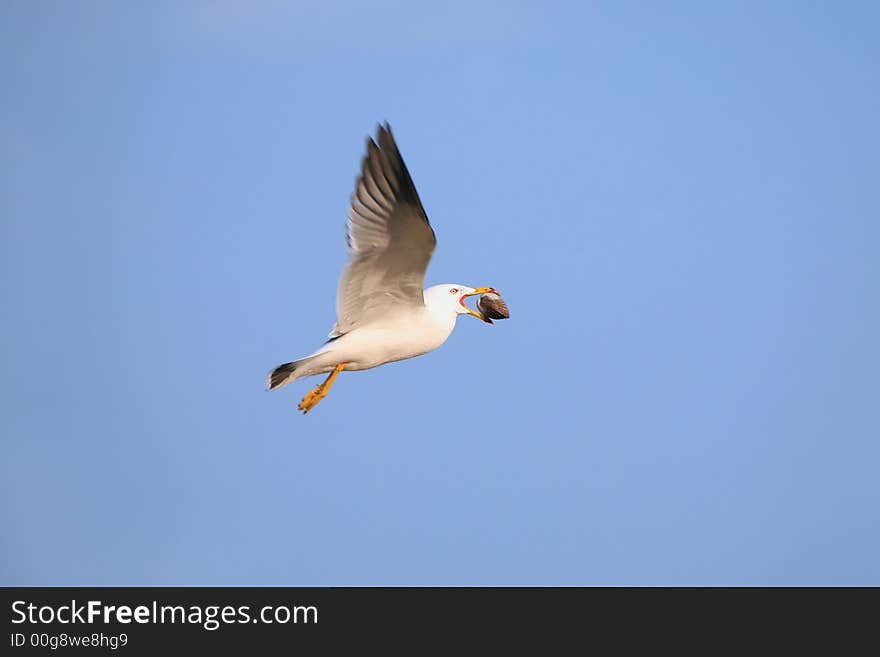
(332, 124), (436, 336)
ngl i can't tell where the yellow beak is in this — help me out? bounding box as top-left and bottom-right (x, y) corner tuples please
(461, 287), (497, 323)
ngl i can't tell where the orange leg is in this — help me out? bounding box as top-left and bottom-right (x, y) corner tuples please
(298, 363), (346, 414)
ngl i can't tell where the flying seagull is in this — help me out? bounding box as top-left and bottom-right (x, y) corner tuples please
(268, 123), (500, 413)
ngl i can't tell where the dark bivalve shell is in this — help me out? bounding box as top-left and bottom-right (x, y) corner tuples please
(477, 292), (510, 320)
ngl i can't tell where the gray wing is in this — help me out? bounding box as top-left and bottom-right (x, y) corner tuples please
(331, 123), (436, 336)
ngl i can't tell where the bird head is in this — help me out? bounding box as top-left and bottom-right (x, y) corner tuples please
(425, 284), (497, 322)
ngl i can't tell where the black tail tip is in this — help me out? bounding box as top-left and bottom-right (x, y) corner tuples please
(268, 362), (297, 390)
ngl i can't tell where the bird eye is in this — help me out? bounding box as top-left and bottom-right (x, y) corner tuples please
(450, 288), (458, 294)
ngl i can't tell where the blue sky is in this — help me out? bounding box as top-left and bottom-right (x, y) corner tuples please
(2, 1), (878, 585)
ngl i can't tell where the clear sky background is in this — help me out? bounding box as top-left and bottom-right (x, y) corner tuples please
(2, 2), (878, 585)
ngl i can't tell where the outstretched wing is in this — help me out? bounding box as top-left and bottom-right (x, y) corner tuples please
(331, 123), (436, 336)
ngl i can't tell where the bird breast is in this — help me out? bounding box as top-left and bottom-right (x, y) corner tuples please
(323, 308), (456, 371)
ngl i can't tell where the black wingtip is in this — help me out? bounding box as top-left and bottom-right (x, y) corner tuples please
(376, 121), (395, 144)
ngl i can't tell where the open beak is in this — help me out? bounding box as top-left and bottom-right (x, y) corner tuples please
(461, 287), (497, 323)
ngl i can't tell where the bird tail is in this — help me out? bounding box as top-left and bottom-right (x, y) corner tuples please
(267, 357), (310, 391)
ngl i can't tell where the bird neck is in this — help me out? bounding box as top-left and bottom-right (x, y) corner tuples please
(424, 298), (458, 339)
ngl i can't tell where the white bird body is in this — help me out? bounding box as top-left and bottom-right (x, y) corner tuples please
(276, 284), (479, 377)
(268, 124), (498, 413)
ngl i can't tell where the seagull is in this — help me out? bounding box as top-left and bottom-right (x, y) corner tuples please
(268, 123), (499, 414)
